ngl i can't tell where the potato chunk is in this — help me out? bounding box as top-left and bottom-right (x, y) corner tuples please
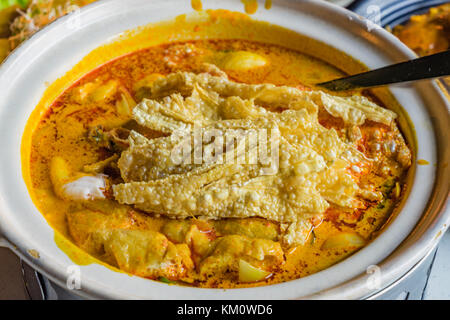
(91, 80), (119, 102)
(49, 156), (71, 198)
(218, 51), (268, 71)
(321, 232), (366, 250)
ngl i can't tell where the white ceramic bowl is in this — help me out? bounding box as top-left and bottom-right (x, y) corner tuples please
(0, 0), (448, 299)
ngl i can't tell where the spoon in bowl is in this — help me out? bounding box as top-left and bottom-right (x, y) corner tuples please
(317, 50), (450, 91)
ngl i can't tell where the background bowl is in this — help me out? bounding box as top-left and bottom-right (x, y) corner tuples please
(349, 0), (450, 94)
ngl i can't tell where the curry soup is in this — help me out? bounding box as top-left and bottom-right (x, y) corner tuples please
(28, 39), (411, 288)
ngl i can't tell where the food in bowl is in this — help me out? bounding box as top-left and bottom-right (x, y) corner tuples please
(392, 3), (450, 57)
(392, 3), (450, 92)
(25, 22), (412, 287)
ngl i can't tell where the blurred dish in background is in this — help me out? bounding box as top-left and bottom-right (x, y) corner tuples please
(350, 0), (450, 93)
(349, 0), (449, 27)
(0, 0), (95, 61)
(392, 4), (449, 57)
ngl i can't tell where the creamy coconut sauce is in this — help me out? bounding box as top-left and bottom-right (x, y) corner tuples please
(23, 12), (413, 288)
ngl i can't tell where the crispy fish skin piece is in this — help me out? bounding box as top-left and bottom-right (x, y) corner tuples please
(132, 88), (356, 169)
(114, 163), (262, 219)
(133, 84), (222, 133)
(114, 71), (398, 246)
(114, 141), (356, 246)
(119, 109), (347, 184)
(118, 116), (279, 182)
(132, 87), (266, 134)
(147, 71), (312, 110)
(116, 119), (335, 222)
(311, 92), (397, 126)
(113, 171), (329, 223)
(118, 131), (193, 182)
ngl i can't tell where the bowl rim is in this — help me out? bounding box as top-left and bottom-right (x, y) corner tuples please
(0, 0), (448, 299)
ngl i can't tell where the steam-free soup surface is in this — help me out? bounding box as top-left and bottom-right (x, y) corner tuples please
(29, 39), (411, 288)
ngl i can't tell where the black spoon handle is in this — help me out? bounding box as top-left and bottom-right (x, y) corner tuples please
(317, 50), (450, 91)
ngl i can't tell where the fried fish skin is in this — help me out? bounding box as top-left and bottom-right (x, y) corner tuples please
(113, 72), (395, 246)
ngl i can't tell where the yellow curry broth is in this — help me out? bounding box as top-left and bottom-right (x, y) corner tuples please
(28, 39), (410, 288)
(22, 11), (413, 288)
